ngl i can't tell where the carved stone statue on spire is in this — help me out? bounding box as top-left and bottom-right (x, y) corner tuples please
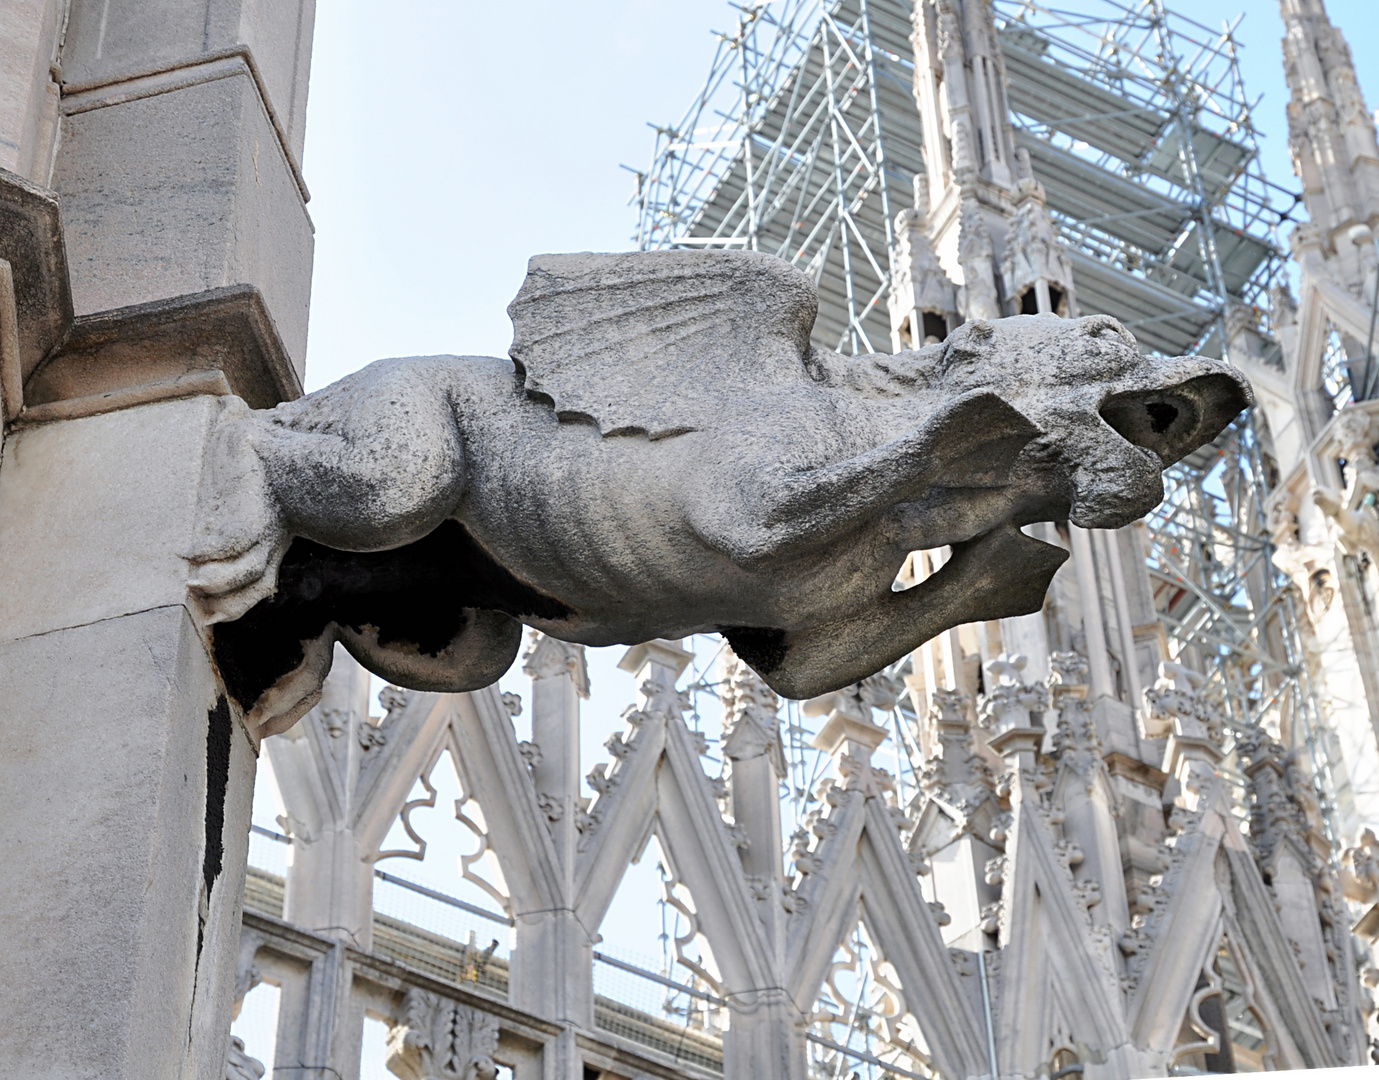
(889, 172), (958, 349)
(957, 199), (1002, 321)
(1001, 148), (1077, 317)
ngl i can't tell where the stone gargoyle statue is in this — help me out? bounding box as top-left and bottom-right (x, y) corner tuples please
(187, 251), (1250, 734)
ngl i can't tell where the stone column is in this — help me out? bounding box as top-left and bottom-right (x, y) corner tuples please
(0, 394), (258, 1080)
(619, 637), (694, 691)
(270, 647), (376, 948)
(0, 2), (316, 1074)
(721, 649), (786, 951)
(1068, 525), (1115, 702)
(509, 631), (592, 1080)
(1047, 653), (1132, 943)
(915, 687), (1001, 950)
(719, 649), (808, 1080)
(262, 654), (453, 1080)
(525, 631), (589, 882)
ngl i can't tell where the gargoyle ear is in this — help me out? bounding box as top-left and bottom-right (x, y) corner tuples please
(1099, 370), (1252, 467)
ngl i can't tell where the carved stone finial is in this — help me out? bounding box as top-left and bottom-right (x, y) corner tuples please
(1000, 189), (1073, 314)
(386, 989), (501, 1080)
(957, 199), (1001, 320)
(1344, 829), (1379, 904)
(978, 654), (1049, 763)
(890, 194), (958, 342)
(1332, 407), (1375, 462)
(522, 630), (590, 698)
(1225, 302), (1259, 342)
(1237, 728), (1318, 871)
(617, 638), (692, 690)
(1143, 662), (1226, 807)
(1047, 651), (1089, 701)
(919, 688), (995, 819)
(720, 647), (785, 772)
(1270, 280), (1299, 329)
(810, 684), (893, 798)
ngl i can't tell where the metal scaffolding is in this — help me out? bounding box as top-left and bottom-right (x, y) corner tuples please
(630, 0), (1295, 355)
(631, 0), (916, 353)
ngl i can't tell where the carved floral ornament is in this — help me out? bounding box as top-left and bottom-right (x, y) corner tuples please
(386, 989), (501, 1080)
(225, 1037), (265, 1080)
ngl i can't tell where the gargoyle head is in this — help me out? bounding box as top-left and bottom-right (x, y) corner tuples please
(935, 313), (1252, 528)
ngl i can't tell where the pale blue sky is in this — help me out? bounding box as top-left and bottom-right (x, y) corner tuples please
(299, 0), (1379, 391)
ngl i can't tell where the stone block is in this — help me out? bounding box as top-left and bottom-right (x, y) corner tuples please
(0, 604), (256, 1079)
(54, 66), (313, 376)
(60, 0), (315, 163)
(0, 394), (219, 644)
(0, 0), (64, 181)
(25, 285), (302, 414)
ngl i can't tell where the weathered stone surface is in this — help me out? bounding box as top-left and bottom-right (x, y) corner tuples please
(0, 165), (71, 385)
(25, 284), (302, 412)
(53, 66), (314, 374)
(187, 250), (1250, 728)
(0, 0), (63, 182)
(59, 0), (316, 167)
(0, 394), (221, 644)
(0, 605), (255, 1080)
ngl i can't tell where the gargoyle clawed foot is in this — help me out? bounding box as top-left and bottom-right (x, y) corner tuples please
(183, 398), (290, 624)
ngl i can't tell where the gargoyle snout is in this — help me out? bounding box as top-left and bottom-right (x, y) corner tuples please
(1098, 368), (1253, 468)
(1067, 361), (1252, 529)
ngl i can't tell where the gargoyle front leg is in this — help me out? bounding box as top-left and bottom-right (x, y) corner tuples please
(695, 389), (1040, 567)
(187, 357), (470, 623)
(723, 524), (1068, 700)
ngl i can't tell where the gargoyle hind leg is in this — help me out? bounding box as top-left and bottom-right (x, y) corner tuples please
(725, 524), (1069, 700)
(187, 357), (470, 623)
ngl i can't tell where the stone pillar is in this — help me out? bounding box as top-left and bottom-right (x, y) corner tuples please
(0, 1), (317, 1073)
(509, 631), (593, 1080)
(525, 632), (589, 879)
(262, 654), (453, 1080)
(1068, 525), (1115, 702)
(916, 688), (1001, 949)
(270, 647), (376, 947)
(719, 649), (808, 1080)
(619, 637), (694, 691)
(1047, 653), (1132, 943)
(52, 0), (316, 373)
(722, 649), (786, 950)
(0, 394), (257, 1080)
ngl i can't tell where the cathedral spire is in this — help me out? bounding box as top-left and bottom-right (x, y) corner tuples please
(903, 0), (1075, 324)
(1280, 0), (1379, 294)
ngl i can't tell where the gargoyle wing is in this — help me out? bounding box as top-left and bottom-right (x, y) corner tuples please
(507, 250), (819, 439)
